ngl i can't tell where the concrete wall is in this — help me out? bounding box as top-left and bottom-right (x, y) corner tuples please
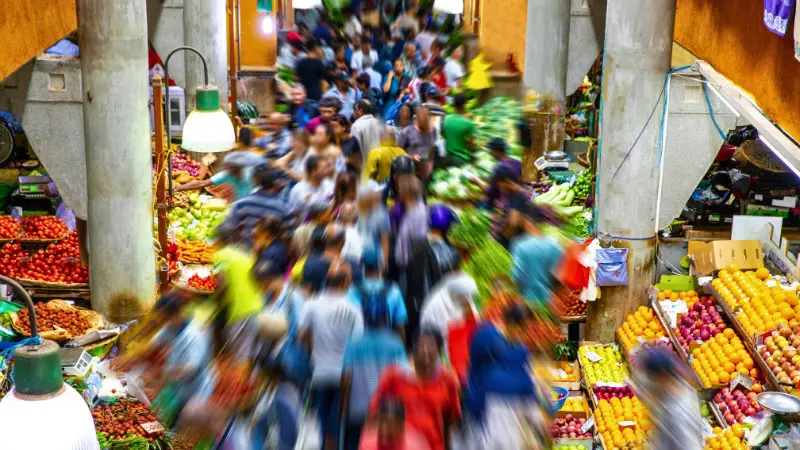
(566, 0), (605, 94)
(657, 73), (741, 230)
(20, 57), (88, 219)
(147, 0), (186, 87)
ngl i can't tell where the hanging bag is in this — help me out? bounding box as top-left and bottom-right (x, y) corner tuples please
(595, 247), (629, 287)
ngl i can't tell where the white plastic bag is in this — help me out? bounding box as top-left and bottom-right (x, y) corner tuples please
(294, 410), (322, 450)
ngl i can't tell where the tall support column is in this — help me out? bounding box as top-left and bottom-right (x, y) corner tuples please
(586, 0), (676, 341)
(184, 0), (229, 112)
(78, 0), (156, 320)
(523, 0), (571, 101)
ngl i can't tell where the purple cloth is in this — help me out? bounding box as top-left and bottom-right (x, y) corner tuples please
(395, 201), (429, 266)
(764, 0), (795, 36)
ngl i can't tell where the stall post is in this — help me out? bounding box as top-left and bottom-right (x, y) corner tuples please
(152, 75), (169, 293)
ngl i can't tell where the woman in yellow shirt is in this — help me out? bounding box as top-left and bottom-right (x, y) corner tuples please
(363, 127), (407, 182)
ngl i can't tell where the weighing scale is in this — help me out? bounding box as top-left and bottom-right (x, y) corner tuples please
(8, 176), (60, 215)
(59, 347), (92, 378)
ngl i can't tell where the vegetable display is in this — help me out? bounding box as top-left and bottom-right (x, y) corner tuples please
(471, 97), (523, 158)
(0, 232), (89, 284)
(430, 165), (488, 200)
(176, 238), (215, 264)
(187, 273), (217, 292)
(20, 216), (69, 240)
(570, 169), (593, 201)
(462, 239), (512, 305)
(170, 153), (203, 178)
(165, 194), (227, 242)
(447, 208), (491, 248)
(0, 216), (20, 239)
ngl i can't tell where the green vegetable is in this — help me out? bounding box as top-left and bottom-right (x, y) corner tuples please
(448, 208), (491, 249)
(462, 240), (512, 306)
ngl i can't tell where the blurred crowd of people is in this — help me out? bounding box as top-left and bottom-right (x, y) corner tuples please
(123, 3), (597, 450)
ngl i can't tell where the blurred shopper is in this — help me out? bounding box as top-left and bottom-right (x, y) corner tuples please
(370, 329), (461, 450)
(356, 180), (391, 267)
(351, 100), (383, 161)
(363, 128), (407, 183)
(441, 93), (476, 166)
(634, 348), (704, 450)
(275, 129), (313, 182)
(289, 155), (335, 213)
(510, 206), (564, 310)
(358, 398), (429, 450)
(299, 262), (365, 450)
(397, 105), (436, 187)
(296, 40), (328, 101)
(288, 84), (319, 130)
(223, 166), (290, 248)
(174, 151), (265, 200)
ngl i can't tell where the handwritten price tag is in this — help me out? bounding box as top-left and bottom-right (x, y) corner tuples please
(581, 415), (594, 433)
(139, 421), (165, 436)
(730, 373), (753, 391)
(585, 351), (603, 362)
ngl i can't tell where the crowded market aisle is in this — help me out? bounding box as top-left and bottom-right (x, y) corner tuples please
(0, 2), (799, 450)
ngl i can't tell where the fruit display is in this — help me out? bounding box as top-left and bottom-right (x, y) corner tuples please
(462, 239), (512, 306)
(674, 294), (728, 354)
(578, 344), (628, 385)
(757, 323), (800, 385)
(593, 385), (634, 401)
(711, 266), (799, 337)
(209, 362), (262, 409)
(558, 397), (586, 414)
(166, 194), (227, 242)
(689, 329), (762, 388)
(595, 397), (651, 449)
(703, 426), (747, 450)
(550, 414), (592, 439)
(617, 306), (667, 350)
(0, 216), (20, 239)
(176, 237), (215, 264)
(187, 273), (217, 292)
(14, 300), (99, 339)
(0, 232), (89, 284)
(561, 290), (587, 317)
(712, 386), (764, 426)
(539, 360), (580, 384)
(20, 216), (69, 240)
(92, 399), (164, 444)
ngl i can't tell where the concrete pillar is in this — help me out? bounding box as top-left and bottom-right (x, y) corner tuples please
(586, 0), (676, 341)
(523, 0), (571, 101)
(184, 0), (229, 112)
(78, 0), (156, 320)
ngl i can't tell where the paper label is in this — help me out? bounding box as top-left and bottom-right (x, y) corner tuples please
(730, 373), (754, 391)
(766, 279), (778, 287)
(585, 351), (603, 362)
(581, 416), (594, 433)
(617, 420), (636, 427)
(701, 419), (714, 438)
(595, 382), (627, 388)
(139, 421), (165, 435)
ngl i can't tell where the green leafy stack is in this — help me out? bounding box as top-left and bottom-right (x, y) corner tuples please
(462, 239), (512, 306)
(447, 208), (491, 248)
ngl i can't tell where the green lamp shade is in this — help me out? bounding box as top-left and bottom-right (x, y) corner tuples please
(14, 339), (63, 396)
(257, 0), (273, 12)
(182, 85), (236, 153)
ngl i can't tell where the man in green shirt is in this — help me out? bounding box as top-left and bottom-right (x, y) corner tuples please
(442, 93), (476, 166)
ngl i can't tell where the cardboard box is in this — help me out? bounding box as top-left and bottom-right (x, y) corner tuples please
(687, 240), (764, 276)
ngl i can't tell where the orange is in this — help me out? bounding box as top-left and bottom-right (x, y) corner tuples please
(723, 328), (736, 339)
(724, 362), (736, 373)
(657, 291), (666, 300)
(715, 334), (729, 345)
(718, 371), (730, 383)
(731, 424), (744, 439)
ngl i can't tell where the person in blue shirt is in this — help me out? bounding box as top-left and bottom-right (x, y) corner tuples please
(510, 204), (565, 310)
(323, 72), (359, 119)
(174, 148), (265, 200)
(347, 246), (408, 341)
(340, 248), (408, 450)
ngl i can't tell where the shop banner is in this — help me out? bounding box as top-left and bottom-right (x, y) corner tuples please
(764, 0), (795, 36)
(795, 4), (800, 60)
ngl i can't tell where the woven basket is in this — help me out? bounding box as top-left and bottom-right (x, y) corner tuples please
(16, 278), (88, 288)
(11, 300), (104, 342)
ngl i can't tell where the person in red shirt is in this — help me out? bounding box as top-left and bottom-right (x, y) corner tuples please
(359, 397), (429, 450)
(369, 329), (461, 450)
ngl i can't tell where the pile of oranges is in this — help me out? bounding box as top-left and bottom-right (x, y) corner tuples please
(712, 265), (800, 337)
(618, 306), (667, 350)
(689, 328), (763, 388)
(703, 425), (747, 450)
(656, 289), (700, 302)
(595, 397), (650, 449)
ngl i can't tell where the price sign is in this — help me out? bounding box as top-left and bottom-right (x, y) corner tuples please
(730, 373), (753, 391)
(581, 415), (595, 433)
(585, 351), (603, 362)
(701, 419), (714, 438)
(139, 421), (165, 436)
(617, 420), (636, 427)
(555, 369), (568, 380)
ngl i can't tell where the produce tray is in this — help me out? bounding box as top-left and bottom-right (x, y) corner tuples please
(708, 286), (783, 391)
(10, 299), (104, 343)
(556, 391), (591, 419)
(651, 298), (690, 361)
(17, 236), (66, 244)
(707, 400), (730, 430)
(15, 278), (89, 288)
